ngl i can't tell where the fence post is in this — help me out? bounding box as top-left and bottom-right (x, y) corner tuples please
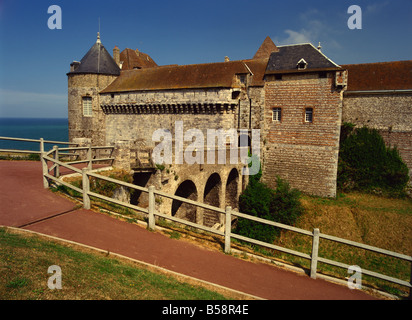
(53, 145), (60, 178)
(224, 206), (232, 254)
(310, 228), (320, 279)
(87, 145), (92, 170)
(40, 138), (49, 189)
(148, 186), (156, 231)
(409, 263), (412, 300)
(82, 168), (91, 210)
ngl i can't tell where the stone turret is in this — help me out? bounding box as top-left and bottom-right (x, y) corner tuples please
(67, 33), (120, 145)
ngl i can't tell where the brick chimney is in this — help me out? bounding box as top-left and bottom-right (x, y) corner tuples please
(113, 46), (120, 66)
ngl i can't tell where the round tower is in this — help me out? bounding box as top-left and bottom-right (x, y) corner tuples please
(67, 33), (120, 145)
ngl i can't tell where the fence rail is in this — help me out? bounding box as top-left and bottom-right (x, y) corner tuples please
(36, 147), (412, 298)
(3, 134), (406, 297)
(0, 136), (78, 154)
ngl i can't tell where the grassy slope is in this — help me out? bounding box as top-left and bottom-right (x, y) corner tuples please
(0, 227), (239, 300)
(2, 189), (410, 299)
(273, 192), (412, 297)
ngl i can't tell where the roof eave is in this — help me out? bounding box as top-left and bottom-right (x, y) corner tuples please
(265, 67), (343, 75)
(100, 85), (234, 94)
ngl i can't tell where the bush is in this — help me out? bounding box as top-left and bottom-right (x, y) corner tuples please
(338, 125), (409, 196)
(89, 170), (134, 198)
(235, 174), (304, 244)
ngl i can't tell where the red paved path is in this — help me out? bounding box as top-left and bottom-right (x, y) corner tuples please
(0, 160), (380, 300)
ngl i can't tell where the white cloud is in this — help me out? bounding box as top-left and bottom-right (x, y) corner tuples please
(366, 1), (390, 14)
(275, 9), (342, 51)
(279, 29), (312, 45)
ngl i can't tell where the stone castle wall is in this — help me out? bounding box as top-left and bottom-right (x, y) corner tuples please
(100, 88), (242, 148)
(343, 93), (412, 178)
(68, 74), (118, 146)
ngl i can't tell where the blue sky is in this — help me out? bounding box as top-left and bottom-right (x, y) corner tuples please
(0, 0), (411, 118)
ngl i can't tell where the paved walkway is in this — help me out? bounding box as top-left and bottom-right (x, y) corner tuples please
(0, 160), (381, 300)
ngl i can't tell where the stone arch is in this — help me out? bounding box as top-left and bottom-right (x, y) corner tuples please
(203, 173), (222, 227)
(171, 180), (198, 223)
(226, 168), (239, 210)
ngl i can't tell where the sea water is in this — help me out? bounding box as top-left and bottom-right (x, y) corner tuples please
(0, 118), (69, 151)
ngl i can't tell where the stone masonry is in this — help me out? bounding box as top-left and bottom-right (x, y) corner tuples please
(67, 35), (412, 227)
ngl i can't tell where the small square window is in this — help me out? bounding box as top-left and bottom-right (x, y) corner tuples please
(272, 108), (281, 122)
(305, 108), (313, 123)
(83, 96), (92, 117)
(238, 74), (247, 84)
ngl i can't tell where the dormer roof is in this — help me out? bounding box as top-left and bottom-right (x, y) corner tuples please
(265, 43), (342, 74)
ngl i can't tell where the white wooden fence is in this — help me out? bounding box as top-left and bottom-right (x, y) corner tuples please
(1, 136), (411, 298)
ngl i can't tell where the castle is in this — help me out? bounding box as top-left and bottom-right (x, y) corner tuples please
(67, 34), (411, 225)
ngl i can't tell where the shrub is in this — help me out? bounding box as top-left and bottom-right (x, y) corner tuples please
(235, 173), (304, 244)
(338, 125), (409, 196)
(89, 170), (134, 198)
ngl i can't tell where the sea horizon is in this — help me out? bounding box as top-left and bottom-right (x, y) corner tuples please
(0, 117), (69, 151)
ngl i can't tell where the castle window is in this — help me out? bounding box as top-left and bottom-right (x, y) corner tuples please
(305, 108), (313, 123)
(83, 96), (92, 117)
(272, 108), (282, 122)
(297, 58), (308, 70)
(232, 91), (240, 99)
(237, 74), (247, 85)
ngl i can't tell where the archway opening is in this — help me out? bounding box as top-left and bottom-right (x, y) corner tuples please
(226, 168), (239, 210)
(131, 172), (152, 207)
(203, 173), (222, 227)
(172, 180), (198, 223)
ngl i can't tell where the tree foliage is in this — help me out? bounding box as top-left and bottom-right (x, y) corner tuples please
(338, 124), (409, 197)
(235, 170), (304, 244)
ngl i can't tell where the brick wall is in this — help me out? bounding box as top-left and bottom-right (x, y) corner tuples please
(262, 72), (343, 197)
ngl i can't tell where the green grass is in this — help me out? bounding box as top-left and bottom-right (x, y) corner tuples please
(49, 174), (412, 298)
(0, 153), (40, 161)
(0, 227), (237, 300)
(269, 192), (412, 298)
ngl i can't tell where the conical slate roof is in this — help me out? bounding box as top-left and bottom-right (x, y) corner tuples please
(68, 33), (120, 76)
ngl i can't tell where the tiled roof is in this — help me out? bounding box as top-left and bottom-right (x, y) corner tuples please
(266, 43), (341, 73)
(68, 39), (120, 76)
(342, 60), (412, 91)
(100, 60), (267, 93)
(253, 36), (279, 59)
(244, 59), (269, 86)
(120, 48), (158, 70)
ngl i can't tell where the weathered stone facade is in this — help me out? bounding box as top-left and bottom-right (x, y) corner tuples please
(99, 88), (239, 147)
(68, 73), (118, 146)
(343, 92), (412, 179)
(67, 36), (411, 226)
(342, 61), (412, 181)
